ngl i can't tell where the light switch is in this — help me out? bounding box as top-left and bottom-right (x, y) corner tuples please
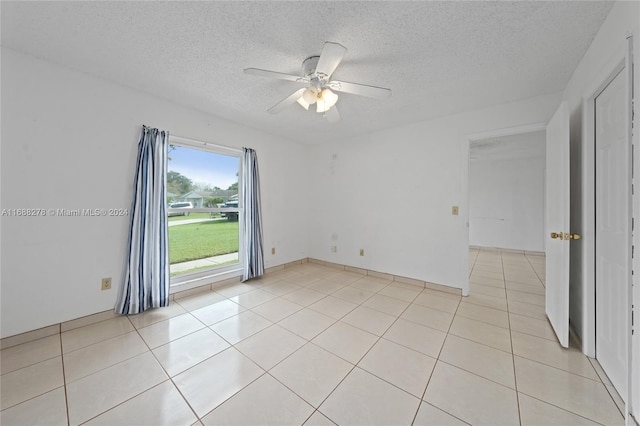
(452, 206), (459, 215)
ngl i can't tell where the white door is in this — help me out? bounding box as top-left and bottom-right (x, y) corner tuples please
(595, 67), (630, 399)
(545, 101), (570, 348)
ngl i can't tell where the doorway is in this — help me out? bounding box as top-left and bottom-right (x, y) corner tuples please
(468, 131), (547, 253)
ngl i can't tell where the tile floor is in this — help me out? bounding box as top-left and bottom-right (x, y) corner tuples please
(0, 248), (626, 425)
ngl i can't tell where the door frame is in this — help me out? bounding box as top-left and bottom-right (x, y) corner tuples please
(581, 37), (633, 417)
(462, 122), (547, 297)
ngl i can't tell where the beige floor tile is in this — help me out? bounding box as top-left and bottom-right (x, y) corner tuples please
(0, 335), (60, 375)
(214, 282), (255, 298)
(175, 291), (226, 312)
(0, 387), (67, 426)
(137, 313), (204, 348)
(505, 281), (545, 295)
(270, 343), (353, 407)
(209, 310), (272, 344)
(378, 283), (421, 302)
(283, 273), (322, 287)
(362, 293), (410, 316)
(518, 393), (600, 426)
(350, 276), (391, 292)
(153, 328), (230, 377)
(202, 374), (314, 425)
(235, 325), (306, 370)
(511, 331), (599, 380)
(455, 302), (509, 329)
(471, 264), (503, 274)
(507, 289), (545, 306)
(449, 316), (512, 353)
(503, 274), (542, 286)
(229, 288), (278, 309)
(342, 306), (397, 336)
(278, 308), (336, 340)
(0, 357), (63, 410)
(312, 321), (378, 364)
(424, 361), (519, 425)
(325, 271), (365, 285)
(308, 296), (358, 319)
(305, 279), (346, 295)
(509, 313), (557, 341)
(606, 383), (625, 417)
(470, 282), (507, 298)
(63, 331), (148, 383)
(61, 317), (134, 353)
(470, 269), (504, 281)
(383, 318), (446, 358)
(464, 292), (508, 311)
(251, 297), (304, 322)
(413, 401), (469, 425)
(358, 338), (436, 398)
(127, 303), (188, 329)
(412, 291), (460, 314)
(319, 367), (420, 426)
(331, 286), (376, 305)
(85, 380), (197, 426)
(283, 288), (327, 307)
(190, 299), (245, 326)
(303, 411), (336, 425)
(400, 304), (454, 332)
(261, 280), (302, 296)
(514, 356), (624, 425)
(173, 347), (264, 418)
(508, 300), (546, 320)
(439, 334), (515, 388)
(469, 276), (505, 288)
(66, 352), (167, 425)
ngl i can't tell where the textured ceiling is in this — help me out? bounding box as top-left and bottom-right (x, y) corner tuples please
(1, 1), (613, 144)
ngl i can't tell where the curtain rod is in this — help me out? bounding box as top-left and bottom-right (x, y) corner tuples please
(168, 134), (244, 154)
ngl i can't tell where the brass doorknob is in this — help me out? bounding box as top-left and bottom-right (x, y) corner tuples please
(550, 232), (581, 240)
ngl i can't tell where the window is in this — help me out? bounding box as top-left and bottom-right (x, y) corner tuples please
(167, 139), (242, 280)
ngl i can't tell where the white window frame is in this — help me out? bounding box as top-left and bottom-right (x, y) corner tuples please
(167, 135), (243, 291)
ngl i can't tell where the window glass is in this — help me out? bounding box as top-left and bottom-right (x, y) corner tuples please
(167, 143), (241, 278)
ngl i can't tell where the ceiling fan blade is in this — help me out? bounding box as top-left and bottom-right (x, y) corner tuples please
(267, 88), (307, 114)
(328, 80), (391, 99)
(315, 42), (347, 79)
(244, 68), (309, 84)
(325, 105), (341, 123)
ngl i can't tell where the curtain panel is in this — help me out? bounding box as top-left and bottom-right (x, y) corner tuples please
(116, 126), (170, 315)
(241, 147), (265, 281)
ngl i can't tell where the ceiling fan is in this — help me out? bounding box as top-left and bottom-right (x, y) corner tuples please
(244, 42), (391, 123)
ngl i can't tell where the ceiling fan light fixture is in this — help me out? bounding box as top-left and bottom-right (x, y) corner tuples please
(316, 88), (338, 113)
(302, 88), (318, 105)
(296, 97), (310, 110)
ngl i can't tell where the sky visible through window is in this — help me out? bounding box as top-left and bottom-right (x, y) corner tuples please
(169, 145), (239, 189)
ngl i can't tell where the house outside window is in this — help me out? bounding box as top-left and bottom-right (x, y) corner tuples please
(167, 140), (242, 281)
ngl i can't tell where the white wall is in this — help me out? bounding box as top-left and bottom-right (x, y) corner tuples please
(469, 155), (545, 252)
(0, 48), (310, 338)
(307, 93), (561, 290)
(561, 0), (639, 416)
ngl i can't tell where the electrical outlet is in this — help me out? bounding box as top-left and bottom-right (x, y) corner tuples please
(360, 249), (365, 256)
(452, 206), (459, 215)
(101, 277), (112, 290)
(271, 247), (276, 255)
(331, 246), (337, 253)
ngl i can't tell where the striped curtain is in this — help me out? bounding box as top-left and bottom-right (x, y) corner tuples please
(116, 126), (170, 315)
(241, 147), (265, 281)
